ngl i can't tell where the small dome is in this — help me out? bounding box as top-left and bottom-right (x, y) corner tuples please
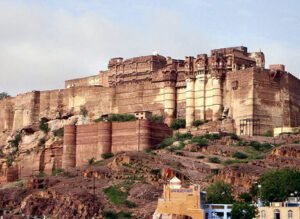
(169, 176), (182, 189)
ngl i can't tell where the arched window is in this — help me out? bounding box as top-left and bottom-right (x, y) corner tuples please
(261, 210), (266, 219)
(274, 209), (280, 219)
(288, 210), (293, 219)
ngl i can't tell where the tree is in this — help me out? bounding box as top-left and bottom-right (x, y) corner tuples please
(239, 193), (252, 203)
(206, 181), (234, 204)
(0, 92), (10, 100)
(231, 202), (258, 219)
(254, 168), (300, 202)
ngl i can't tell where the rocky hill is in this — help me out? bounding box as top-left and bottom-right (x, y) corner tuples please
(1, 128), (300, 218)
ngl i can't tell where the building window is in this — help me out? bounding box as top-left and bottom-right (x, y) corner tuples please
(288, 210), (293, 219)
(231, 81), (238, 90)
(261, 210), (266, 219)
(274, 209), (281, 219)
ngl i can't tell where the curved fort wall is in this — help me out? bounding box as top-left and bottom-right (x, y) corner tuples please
(62, 125), (77, 169)
(62, 121), (172, 168)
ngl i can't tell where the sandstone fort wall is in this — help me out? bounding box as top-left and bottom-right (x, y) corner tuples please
(62, 121), (172, 168)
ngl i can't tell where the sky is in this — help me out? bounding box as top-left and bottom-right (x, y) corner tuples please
(0, 0), (299, 95)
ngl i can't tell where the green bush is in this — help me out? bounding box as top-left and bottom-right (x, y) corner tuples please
(51, 168), (64, 176)
(125, 200), (137, 208)
(192, 120), (205, 127)
(174, 132), (193, 141)
(6, 154), (15, 167)
(209, 157), (221, 163)
(53, 128), (64, 137)
(175, 151), (184, 156)
(151, 115), (164, 124)
(233, 152), (248, 159)
(175, 132), (193, 141)
(108, 114), (136, 122)
(196, 155), (205, 159)
(88, 157), (95, 165)
(263, 130), (273, 137)
(249, 141), (273, 151)
(103, 186), (128, 206)
(101, 152), (114, 159)
(38, 137), (46, 147)
(39, 117), (50, 133)
(237, 140), (248, 146)
(223, 159), (248, 165)
(170, 119), (186, 130)
(8, 133), (22, 149)
(203, 133), (221, 140)
(156, 137), (175, 149)
(102, 210), (132, 219)
(102, 210), (118, 219)
(228, 133), (240, 140)
(178, 141), (185, 150)
(191, 136), (209, 147)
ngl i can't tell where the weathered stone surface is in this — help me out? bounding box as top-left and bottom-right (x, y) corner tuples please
(0, 46), (298, 140)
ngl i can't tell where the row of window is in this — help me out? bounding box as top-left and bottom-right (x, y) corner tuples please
(261, 209), (294, 219)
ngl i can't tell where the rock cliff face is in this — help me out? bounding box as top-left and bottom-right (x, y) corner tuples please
(213, 164), (264, 193)
(20, 189), (103, 218)
(213, 144), (300, 194)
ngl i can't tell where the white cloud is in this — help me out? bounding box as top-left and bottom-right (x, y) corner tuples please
(0, 1), (298, 96)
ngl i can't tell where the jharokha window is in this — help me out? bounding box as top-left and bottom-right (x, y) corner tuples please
(288, 210), (293, 219)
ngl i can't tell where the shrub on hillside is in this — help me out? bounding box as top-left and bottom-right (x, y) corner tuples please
(233, 151), (248, 159)
(156, 136), (175, 149)
(263, 130), (273, 137)
(101, 152), (114, 159)
(170, 119), (186, 130)
(174, 132), (193, 141)
(108, 114), (136, 122)
(53, 128), (64, 137)
(192, 120), (205, 127)
(191, 136), (209, 147)
(8, 133), (22, 149)
(151, 115), (164, 124)
(249, 141), (273, 151)
(209, 157), (221, 164)
(39, 117), (50, 133)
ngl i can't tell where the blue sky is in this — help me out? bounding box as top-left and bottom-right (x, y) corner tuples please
(0, 0), (299, 95)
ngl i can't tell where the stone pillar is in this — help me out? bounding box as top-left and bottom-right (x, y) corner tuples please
(194, 74), (205, 120)
(164, 82), (176, 125)
(97, 122), (112, 154)
(4, 105), (13, 130)
(12, 108), (23, 131)
(185, 78), (195, 127)
(211, 76), (223, 120)
(62, 125), (77, 169)
(137, 120), (152, 151)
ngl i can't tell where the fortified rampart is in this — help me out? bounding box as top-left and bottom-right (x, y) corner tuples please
(62, 120), (172, 168)
(0, 46), (300, 139)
